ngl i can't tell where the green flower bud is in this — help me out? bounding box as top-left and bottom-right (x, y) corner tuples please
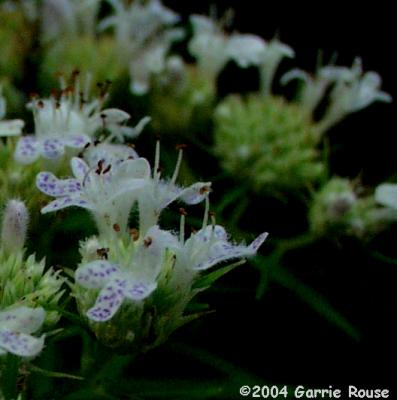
(1, 200), (28, 254)
(214, 94), (324, 193)
(0, 249), (64, 327)
(309, 177), (397, 239)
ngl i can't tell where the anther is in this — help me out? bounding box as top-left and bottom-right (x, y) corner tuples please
(103, 164), (112, 174)
(96, 248), (109, 260)
(113, 223), (120, 232)
(144, 237), (153, 247)
(130, 228), (139, 241)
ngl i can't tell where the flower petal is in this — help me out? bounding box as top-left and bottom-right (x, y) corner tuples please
(36, 172), (82, 197)
(40, 138), (65, 159)
(0, 330), (45, 357)
(123, 280), (157, 301)
(133, 226), (178, 281)
(179, 182), (212, 205)
(0, 307), (45, 334)
(193, 232), (268, 270)
(14, 135), (40, 164)
(41, 196), (92, 213)
(75, 261), (121, 289)
(71, 157), (90, 181)
(63, 134), (91, 149)
(86, 279), (126, 322)
(375, 183), (397, 210)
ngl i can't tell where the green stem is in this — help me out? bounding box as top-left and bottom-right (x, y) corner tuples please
(1, 354), (20, 400)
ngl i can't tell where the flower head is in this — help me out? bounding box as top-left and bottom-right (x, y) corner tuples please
(0, 306), (45, 357)
(76, 225), (177, 321)
(14, 75), (138, 165)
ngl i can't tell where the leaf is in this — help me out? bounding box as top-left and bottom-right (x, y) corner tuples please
(30, 365), (84, 380)
(193, 259), (246, 289)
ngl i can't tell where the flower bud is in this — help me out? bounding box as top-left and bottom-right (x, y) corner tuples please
(1, 199), (29, 253)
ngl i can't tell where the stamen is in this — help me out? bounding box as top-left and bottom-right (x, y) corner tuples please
(171, 144), (186, 184)
(179, 208), (187, 244)
(202, 195), (210, 229)
(144, 237), (153, 247)
(154, 140), (161, 181)
(130, 228), (139, 241)
(113, 223), (120, 232)
(103, 164), (112, 174)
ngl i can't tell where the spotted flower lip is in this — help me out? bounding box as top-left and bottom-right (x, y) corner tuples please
(177, 224), (268, 271)
(37, 156), (151, 234)
(0, 306), (45, 357)
(76, 226), (177, 322)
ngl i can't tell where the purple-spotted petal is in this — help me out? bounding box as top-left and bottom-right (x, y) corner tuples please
(36, 172), (82, 197)
(195, 225), (228, 243)
(86, 279), (126, 322)
(71, 157), (90, 180)
(0, 330), (45, 357)
(0, 307), (45, 334)
(40, 138), (65, 159)
(41, 195), (92, 213)
(193, 232), (268, 270)
(14, 135), (39, 164)
(124, 281), (157, 301)
(63, 134), (91, 149)
(248, 232), (269, 252)
(75, 261), (121, 289)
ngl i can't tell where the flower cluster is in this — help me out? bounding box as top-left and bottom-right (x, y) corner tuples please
(36, 141), (267, 349)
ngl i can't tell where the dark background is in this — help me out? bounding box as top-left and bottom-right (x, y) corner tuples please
(159, 0), (397, 390)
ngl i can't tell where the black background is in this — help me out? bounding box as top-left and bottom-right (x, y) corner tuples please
(160, 0), (397, 390)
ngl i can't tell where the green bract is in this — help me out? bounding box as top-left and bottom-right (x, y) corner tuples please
(214, 94), (324, 193)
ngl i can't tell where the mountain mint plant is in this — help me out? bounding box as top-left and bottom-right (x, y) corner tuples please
(0, 1), (395, 398)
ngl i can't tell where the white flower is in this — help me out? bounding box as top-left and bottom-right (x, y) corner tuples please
(76, 226), (177, 321)
(129, 29), (184, 95)
(137, 142), (211, 234)
(188, 15), (230, 79)
(375, 183), (397, 209)
(0, 86), (24, 137)
(0, 306), (45, 357)
(14, 78), (137, 164)
(37, 156), (150, 235)
(176, 225), (268, 271)
(227, 34), (267, 68)
(320, 58), (391, 131)
(99, 0), (181, 95)
(281, 68), (339, 114)
(259, 38), (294, 96)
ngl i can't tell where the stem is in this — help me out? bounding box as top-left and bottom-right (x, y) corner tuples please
(0, 354), (20, 400)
